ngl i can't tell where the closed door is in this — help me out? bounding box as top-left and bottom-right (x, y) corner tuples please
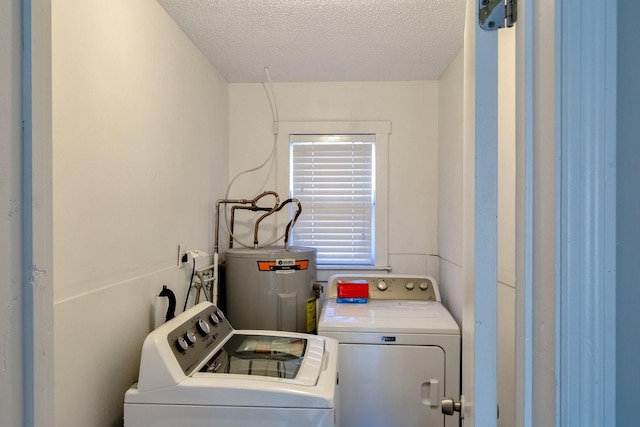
(337, 343), (446, 427)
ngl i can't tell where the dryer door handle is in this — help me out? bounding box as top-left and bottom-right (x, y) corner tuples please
(429, 379), (439, 407)
(420, 379), (439, 407)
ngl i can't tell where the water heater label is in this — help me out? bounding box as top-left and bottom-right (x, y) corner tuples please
(306, 298), (317, 333)
(257, 259), (310, 272)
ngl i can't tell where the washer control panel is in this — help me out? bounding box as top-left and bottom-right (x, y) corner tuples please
(328, 274), (439, 302)
(167, 304), (233, 376)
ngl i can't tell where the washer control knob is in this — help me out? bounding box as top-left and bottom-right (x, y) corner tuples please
(216, 309), (225, 319)
(209, 313), (219, 325)
(377, 280), (388, 291)
(419, 282), (430, 291)
(405, 282), (415, 290)
(197, 319), (210, 336)
(175, 336), (189, 353)
(184, 330), (197, 346)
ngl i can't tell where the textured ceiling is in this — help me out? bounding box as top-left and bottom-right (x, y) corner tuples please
(156, 0), (467, 83)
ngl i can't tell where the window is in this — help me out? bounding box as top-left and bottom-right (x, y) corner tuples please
(289, 135), (375, 265)
(276, 121), (390, 276)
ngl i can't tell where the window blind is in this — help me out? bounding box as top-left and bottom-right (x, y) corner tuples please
(289, 135), (375, 265)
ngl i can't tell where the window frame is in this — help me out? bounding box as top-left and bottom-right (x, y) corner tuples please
(289, 134), (376, 265)
(276, 121), (391, 281)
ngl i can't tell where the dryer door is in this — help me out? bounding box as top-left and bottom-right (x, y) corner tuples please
(337, 343), (446, 427)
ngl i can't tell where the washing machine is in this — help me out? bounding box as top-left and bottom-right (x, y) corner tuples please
(125, 302), (339, 427)
(317, 274), (460, 427)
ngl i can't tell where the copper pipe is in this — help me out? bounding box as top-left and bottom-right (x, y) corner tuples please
(280, 199), (302, 249)
(228, 204), (272, 248)
(214, 191), (279, 252)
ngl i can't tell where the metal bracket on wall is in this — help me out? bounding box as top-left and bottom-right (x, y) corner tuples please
(479, 0), (517, 30)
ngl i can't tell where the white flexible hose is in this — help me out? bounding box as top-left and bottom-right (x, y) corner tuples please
(221, 66), (286, 250)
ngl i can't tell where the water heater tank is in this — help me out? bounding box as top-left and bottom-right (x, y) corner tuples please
(224, 246), (317, 333)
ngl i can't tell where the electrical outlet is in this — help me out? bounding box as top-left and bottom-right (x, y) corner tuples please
(177, 244), (211, 269)
(177, 243), (185, 268)
(185, 250), (209, 264)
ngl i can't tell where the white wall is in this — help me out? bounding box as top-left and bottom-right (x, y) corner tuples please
(438, 51), (464, 324)
(52, 1), (229, 426)
(228, 81), (440, 277)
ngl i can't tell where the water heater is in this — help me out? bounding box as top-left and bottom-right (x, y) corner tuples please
(224, 246), (318, 333)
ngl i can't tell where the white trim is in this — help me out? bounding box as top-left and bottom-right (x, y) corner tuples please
(276, 121), (391, 268)
(289, 135), (375, 265)
(515, 0), (535, 425)
(556, 0), (617, 425)
(24, 0), (54, 425)
(461, 1), (499, 424)
(2, 1), (25, 425)
(472, 22), (499, 427)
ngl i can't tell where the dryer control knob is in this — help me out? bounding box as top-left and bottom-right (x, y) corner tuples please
(406, 282), (415, 290)
(419, 282), (430, 291)
(377, 280), (388, 291)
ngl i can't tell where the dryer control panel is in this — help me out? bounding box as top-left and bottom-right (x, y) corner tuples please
(327, 274), (440, 302)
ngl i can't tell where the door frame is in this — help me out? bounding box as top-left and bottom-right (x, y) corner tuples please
(21, 0), (55, 425)
(18, 1), (619, 426)
(515, 0), (618, 426)
(555, 0), (617, 426)
(462, 1), (499, 425)
(470, 0), (619, 425)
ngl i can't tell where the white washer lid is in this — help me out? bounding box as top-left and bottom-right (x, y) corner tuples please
(126, 335), (340, 408)
(318, 299), (460, 335)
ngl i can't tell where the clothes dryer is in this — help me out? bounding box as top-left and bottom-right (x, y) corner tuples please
(317, 274), (460, 427)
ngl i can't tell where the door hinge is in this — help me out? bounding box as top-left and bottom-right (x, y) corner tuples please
(479, 0), (517, 31)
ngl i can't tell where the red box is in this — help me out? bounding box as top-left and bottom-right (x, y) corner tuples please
(337, 279), (369, 299)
